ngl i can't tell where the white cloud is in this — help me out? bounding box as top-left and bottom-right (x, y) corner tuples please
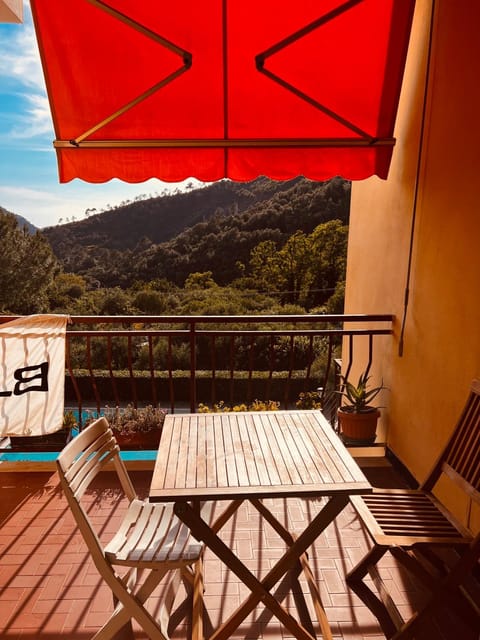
(0, 184), (59, 202)
(0, 184), (99, 228)
(9, 92), (52, 138)
(0, 185), (65, 223)
(0, 6), (45, 91)
(0, 4), (52, 140)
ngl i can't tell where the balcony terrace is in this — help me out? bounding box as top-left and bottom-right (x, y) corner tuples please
(0, 314), (477, 639)
(0, 461), (430, 640)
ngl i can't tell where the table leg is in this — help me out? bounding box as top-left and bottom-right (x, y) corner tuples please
(250, 498), (295, 544)
(250, 498), (332, 640)
(175, 495), (348, 640)
(298, 546), (334, 640)
(251, 497), (334, 640)
(211, 499), (244, 534)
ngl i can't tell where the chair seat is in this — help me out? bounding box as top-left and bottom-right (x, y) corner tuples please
(351, 489), (473, 547)
(346, 380), (480, 638)
(105, 499), (204, 568)
(57, 417), (208, 640)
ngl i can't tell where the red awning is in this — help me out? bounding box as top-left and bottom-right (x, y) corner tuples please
(30, 0), (415, 183)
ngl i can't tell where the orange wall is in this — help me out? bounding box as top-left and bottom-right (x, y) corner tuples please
(0, 0), (23, 23)
(344, 0), (480, 528)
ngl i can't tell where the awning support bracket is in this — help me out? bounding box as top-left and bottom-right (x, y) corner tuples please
(71, 0), (192, 146)
(255, 0), (375, 142)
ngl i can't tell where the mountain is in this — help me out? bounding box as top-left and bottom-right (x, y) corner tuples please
(0, 206), (37, 234)
(43, 176), (351, 288)
(42, 177), (305, 257)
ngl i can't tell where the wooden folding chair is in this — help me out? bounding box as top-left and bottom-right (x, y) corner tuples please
(347, 379), (480, 639)
(56, 417), (205, 640)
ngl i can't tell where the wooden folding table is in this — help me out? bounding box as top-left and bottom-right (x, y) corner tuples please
(150, 410), (372, 640)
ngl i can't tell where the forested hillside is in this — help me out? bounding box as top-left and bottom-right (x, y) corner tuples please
(43, 176), (306, 255)
(1, 179), (350, 414)
(43, 176), (350, 290)
(1, 176), (350, 316)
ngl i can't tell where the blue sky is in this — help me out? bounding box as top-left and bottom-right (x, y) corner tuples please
(0, 2), (202, 229)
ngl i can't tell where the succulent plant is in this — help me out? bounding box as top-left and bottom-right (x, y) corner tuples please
(337, 371), (385, 413)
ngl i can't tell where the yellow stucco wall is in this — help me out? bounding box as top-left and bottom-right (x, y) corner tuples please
(345, 0), (480, 528)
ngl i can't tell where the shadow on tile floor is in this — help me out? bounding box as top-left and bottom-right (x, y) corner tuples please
(0, 461), (443, 640)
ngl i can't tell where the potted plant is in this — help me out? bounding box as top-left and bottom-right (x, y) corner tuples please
(86, 404), (167, 450)
(336, 371), (385, 444)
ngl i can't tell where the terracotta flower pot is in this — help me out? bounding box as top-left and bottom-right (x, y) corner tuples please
(113, 430), (161, 450)
(337, 407), (379, 444)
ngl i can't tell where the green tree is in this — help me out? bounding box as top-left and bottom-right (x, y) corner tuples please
(99, 287), (132, 315)
(184, 271), (218, 290)
(323, 280), (345, 314)
(306, 220), (348, 307)
(0, 211), (59, 313)
(133, 290), (166, 315)
(49, 273), (87, 311)
(248, 220), (347, 311)
(249, 240), (281, 292)
(276, 231), (312, 305)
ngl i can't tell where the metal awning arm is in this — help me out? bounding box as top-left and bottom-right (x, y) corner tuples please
(71, 0), (192, 146)
(55, 137), (395, 149)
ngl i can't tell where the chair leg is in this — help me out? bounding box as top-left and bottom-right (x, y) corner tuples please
(347, 545), (400, 638)
(108, 568), (136, 639)
(95, 568), (171, 640)
(111, 589), (134, 640)
(346, 544), (388, 583)
(390, 547), (438, 589)
(388, 561), (480, 639)
(170, 562), (214, 639)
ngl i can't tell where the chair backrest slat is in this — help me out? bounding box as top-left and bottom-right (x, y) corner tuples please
(57, 417), (141, 565)
(443, 386), (480, 503)
(69, 442), (116, 499)
(63, 424), (117, 499)
(58, 417), (111, 470)
(423, 380), (480, 505)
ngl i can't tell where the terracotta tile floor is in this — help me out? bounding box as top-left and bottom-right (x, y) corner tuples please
(0, 462), (428, 640)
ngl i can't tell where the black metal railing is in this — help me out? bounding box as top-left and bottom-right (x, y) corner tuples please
(0, 314), (393, 451)
(61, 314), (393, 421)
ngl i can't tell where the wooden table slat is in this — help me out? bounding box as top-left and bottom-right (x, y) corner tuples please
(272, 413), (314, 485)
(194, 415), (207, 489)
(295, 412), (347, 485)
(277, 413), (331, 485)
(236, 414), (261, 487)
(304, 412), (367, 483)
(221, 413), (241, 488)
(205, 415), (218, 489)
(261, 413), (296, 486)
(244, 413), (273, 487)
(151, 411), (371, 500)
(251, 413), (282, 486)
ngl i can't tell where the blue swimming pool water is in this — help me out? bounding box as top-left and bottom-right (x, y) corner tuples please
(67, 408), (101, 423)
(0, 449), (157, 462)
(0, 408), (158, 463)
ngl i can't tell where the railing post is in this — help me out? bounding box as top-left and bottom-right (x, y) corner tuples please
(190, 320), (197, 412)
